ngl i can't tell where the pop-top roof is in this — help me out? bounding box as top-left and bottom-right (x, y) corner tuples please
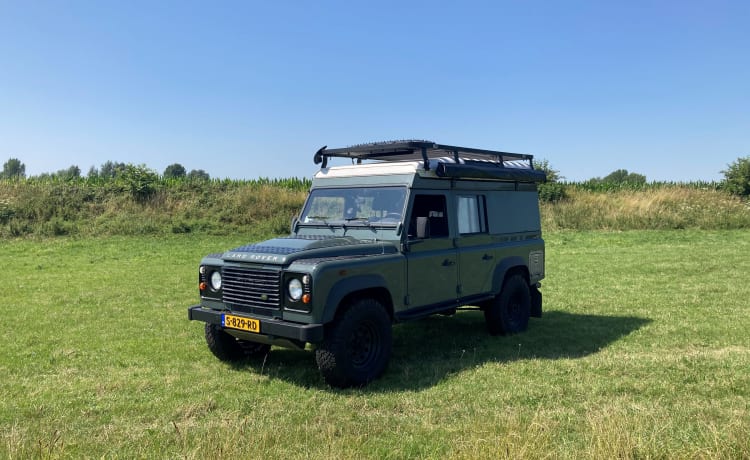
(313, 140), (546, 183)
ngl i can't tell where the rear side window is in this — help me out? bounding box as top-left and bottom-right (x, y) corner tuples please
(410, 194), (450, 238)
(457, 195), (487, 234)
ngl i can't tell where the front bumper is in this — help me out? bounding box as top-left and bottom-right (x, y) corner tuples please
(188, 305), (324, 343)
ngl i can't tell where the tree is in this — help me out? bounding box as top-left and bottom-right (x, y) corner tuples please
(164, 163), (187, 179)
(535, 159), (566, 202)
(2, 158), (26, 179)
(56, 165), (81, 180)
(589, 169), (647, 185)
(188, 169), (210, 181)
(99, 161), (128, 179)
(601, 169), (646, 184)
(534, 159), (563, 183)
(722, 156), (750, 197)
(627, 172), (647, 184)
(121, 164), (159, 202)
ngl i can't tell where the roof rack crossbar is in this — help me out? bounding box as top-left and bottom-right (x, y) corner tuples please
(313, 140), (546, 183)
(314, 140), (534, 168)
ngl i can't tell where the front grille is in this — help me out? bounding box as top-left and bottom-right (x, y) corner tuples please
(222, 266), (281, 311)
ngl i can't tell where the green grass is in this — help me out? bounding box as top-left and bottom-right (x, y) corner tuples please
(1, 231), (749, 458)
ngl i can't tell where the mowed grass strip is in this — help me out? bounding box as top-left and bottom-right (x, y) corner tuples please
(1, 231), (748, 458)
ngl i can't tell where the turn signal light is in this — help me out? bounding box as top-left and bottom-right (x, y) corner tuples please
(302, 294), (311, 304)
(199, 282), (207, 291)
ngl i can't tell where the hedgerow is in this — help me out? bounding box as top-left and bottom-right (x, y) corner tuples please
(1, 176), (748, 237)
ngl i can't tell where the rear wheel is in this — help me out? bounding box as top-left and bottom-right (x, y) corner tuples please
(315, 298), (392, 388)
(484, 274), (531, 336)
(205, 323), (270, 361)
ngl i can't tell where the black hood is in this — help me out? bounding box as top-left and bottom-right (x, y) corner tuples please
(222, 235), (396, 265)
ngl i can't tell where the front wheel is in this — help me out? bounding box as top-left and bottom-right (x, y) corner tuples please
(484, 274), (531, 336)
(315, 298), (392, 388)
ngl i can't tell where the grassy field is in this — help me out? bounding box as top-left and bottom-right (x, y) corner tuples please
(1, 230), (749, 458)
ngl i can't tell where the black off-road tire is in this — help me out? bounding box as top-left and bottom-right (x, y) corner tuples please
(205, 323), (271, 361)
(484, 274), (531, 336)
(315, 298), (392, 388)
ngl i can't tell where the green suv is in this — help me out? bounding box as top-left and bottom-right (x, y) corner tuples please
(188, 141), (546, 387)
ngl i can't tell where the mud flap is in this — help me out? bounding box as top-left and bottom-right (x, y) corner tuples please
(530, 284), (543, 318)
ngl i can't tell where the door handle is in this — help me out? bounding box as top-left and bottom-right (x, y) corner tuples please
(442, 259), (456, 267)
(482, 254), (494, 261)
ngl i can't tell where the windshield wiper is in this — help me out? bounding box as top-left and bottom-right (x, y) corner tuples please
(345, 217), (371, 227)
(303, 216), (334, 228)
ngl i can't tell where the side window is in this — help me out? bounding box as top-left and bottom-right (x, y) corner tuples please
(457, 195), (487, 235)
(409, 194), (449, 238)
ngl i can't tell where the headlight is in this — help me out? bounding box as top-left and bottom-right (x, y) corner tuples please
(210, 271), (222, 291)
(288, 278), (303, 301)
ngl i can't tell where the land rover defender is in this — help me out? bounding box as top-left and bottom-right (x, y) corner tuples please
(188, 140), (546, 387)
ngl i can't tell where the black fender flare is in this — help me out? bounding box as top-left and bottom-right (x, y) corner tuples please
(491, 256), (529, 294)
(321, 274), (391, 324)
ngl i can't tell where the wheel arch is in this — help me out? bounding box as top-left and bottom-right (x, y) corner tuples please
(491, 256), (530, 293)
(322, 275), (394, 323)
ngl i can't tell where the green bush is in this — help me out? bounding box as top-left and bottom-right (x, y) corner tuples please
(722, 156), (750, 197)
(534, 159), (561, 183)
(40, 217), (76, 236)
(534, 160), (567, 203)
(538, 182), (567, 202)
(120, 164), (160, 202)
(0, 198), (14, 224)
(535, 159), (567, 202)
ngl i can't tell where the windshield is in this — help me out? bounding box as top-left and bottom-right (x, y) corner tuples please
(300, 186), (407, 225)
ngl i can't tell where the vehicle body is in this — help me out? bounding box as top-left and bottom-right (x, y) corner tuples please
(188, 140), (546, 387)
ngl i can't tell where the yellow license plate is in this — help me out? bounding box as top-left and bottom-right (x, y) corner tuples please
(222, 314), (260, 333)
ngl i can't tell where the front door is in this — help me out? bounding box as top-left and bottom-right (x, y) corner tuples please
(405, 194), (458, 308)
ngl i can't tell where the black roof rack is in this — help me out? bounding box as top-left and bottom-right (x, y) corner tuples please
(313, 140), (546, 183)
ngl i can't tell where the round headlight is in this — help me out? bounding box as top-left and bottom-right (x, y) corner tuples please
(288, 278), (303, 301)
(210, 271), (222, 291)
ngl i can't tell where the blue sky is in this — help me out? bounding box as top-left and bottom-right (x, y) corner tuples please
(1, 1), (748, 182)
